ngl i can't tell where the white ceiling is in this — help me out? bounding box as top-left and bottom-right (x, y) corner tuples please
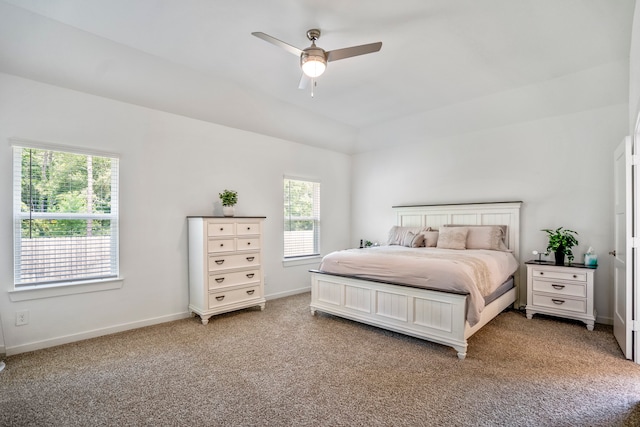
(0, 0), (635, 153)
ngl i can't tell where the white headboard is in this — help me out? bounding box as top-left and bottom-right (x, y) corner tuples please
(393, 202), (522, 262)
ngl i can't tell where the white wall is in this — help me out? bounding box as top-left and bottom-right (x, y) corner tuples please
(351, 104), (628, 323)
(631, 1), (640, 133)
(0, 73), (351, 355)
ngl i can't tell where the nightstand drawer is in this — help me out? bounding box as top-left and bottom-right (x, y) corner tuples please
(532, 269), (586, 282)
(532, 294), (586, 313)
(532, 279), (586, 297)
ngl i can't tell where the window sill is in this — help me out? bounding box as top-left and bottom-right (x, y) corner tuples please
(282, 255), (322, 267)
(8, 277), (124, 301)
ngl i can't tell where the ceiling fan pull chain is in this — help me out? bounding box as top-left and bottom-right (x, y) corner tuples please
(311, 77), (315, 97)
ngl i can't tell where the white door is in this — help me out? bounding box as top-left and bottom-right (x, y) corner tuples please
(613, 137), (632, 359)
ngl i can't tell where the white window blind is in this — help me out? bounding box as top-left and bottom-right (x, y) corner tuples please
(13, 142), (119, 287)
(284, 178), (320, 258)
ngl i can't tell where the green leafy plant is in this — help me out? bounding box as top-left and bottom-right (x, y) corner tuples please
(219, 189), (238, 207)
(542, 227), (579, 263)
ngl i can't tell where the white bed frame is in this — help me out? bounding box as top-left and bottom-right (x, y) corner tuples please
(310, 202), (522, 359)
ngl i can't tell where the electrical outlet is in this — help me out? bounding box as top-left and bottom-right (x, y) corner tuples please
(15, 310), (29, 326)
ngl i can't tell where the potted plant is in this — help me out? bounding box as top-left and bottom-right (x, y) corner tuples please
(542, 227), (579, 265)
(219, 189), (238, 217)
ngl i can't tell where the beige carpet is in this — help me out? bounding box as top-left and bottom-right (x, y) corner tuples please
(1, 292), (640, 426)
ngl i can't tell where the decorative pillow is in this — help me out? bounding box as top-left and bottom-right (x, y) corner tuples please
(387, 226), (430, 246)
(402, 231), (425, 248)
(442, 225), (509, 251)
(436, 227), (468, 250)
(422, 231), (439, 247)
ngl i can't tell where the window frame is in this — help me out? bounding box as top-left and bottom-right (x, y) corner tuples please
(283, 176), (321, 263)
(11, 138), (121, 292)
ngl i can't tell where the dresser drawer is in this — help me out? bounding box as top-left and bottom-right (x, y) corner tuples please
(207, 222), (236, 237)
(532, 279), (586, 297)
(236, 222), (261, 236)
(208, 269), (261, 289)
(532, 294), (586, 313)
(236, 237), (260, 252)
(208, 253), (260, 271)
(209, 285), (262, 309)
(531, 269), (586, 282)
(207, 238), (235, 253)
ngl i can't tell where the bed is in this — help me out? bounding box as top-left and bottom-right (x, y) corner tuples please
(309, 202), (522, 359)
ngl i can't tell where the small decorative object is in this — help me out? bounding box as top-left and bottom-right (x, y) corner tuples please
(542, 227), (579, 265)
(364, 240), (373, 248)
(219, 189), (238, 217)
(532, 250), (549, 263)
(584, 247), (598, 267)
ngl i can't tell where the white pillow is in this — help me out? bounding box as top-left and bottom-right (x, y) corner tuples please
(436, 227), (468, 250)
(422, 231), (439, 247)
(387, 226), (430, 246)
(402, 231), (425, 248)
(443, 225), (510, 251)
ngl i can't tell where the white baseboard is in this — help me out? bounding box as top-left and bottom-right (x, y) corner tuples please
(596, 314), (613, 326)
(6, 311), (191, 356)
(265, 286), (310, 300)
(6, 288), (310, 356)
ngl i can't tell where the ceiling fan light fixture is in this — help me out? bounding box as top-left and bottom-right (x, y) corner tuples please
(252, 28), (382, 88)
(301, 50), (327, 78)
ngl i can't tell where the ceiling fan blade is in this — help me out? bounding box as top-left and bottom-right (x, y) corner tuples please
(327, 42), (382, 62)
(251, 32), (303, 56)
(298, 74), (310, 90)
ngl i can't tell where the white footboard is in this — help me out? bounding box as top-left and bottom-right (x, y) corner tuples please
(310, 271), (471, 359)
(310, 271), (516, 359)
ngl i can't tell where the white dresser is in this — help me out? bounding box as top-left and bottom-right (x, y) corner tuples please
(525, 261), (596, 330)
(188, 216), (266, 324)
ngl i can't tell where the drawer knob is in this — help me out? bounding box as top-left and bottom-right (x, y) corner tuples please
(246, 273), (255, 278)
(216, 295), (225, 301)
(552, 299), (565, 305)
(247, 227), (251, 230)
(551, 284), (565, 290)
(215, 278), (225, 283)
(220, 243), (224, 247)
(215, 260), (225, 265)
(573, 275), (577, 278)
(247, 242), (251, 246)
(539, 272), (544, 275)
(220, 227), (224, 231)
(246, 256), (255, 262)
(246, 290), (255, 295)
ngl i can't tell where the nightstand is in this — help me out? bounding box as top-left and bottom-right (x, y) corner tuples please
(525, 261), (597, 330)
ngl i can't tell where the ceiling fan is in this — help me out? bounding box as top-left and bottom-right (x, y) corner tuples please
(252, 29), (382, 94)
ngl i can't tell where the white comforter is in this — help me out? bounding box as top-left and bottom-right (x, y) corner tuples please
(318, 246), (518, 326)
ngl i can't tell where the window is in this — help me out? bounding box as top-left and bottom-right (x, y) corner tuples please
(283, 178), (320, 258)
(13, 142), (119, 287)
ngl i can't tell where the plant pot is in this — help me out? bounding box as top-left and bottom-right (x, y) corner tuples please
(554, 249), (565, 266)
(222, 206), (235, 217)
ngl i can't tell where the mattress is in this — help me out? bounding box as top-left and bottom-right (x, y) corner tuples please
(484, 276), (514, 305)
(317, 246), (518, 326)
